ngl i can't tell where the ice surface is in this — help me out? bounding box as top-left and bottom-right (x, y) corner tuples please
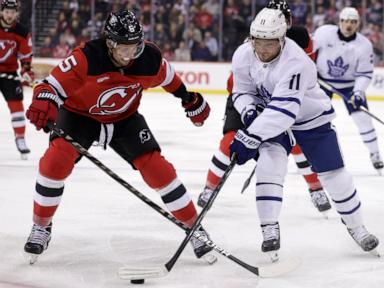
(0, 88), (383, 288)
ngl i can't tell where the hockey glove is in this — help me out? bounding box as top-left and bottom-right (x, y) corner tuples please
(182, 92), (210, 126)
(348, 90), (365, 109)
(26, 85), (63, 131)
(230, 129), (261, 165)
(20, 62), (35, 86)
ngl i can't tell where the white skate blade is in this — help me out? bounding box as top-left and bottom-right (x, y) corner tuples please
(265, 251), (279, 263)
(118, 266), (168, 280)
(20, 153), (28, 160)
(376, 169), (383, 176)
(369, 249), (381, 257)
(201, 253), (217, 265)
(321, 211), (329, 219)
(258, 256), (301, 278)
(25, 253), (39, 265)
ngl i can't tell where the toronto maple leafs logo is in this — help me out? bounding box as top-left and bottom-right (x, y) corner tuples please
(327, 56), (349, 78)
(255, 85), (272, 106)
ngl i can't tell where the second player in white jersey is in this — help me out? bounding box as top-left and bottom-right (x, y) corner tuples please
(313, 24), (373, 91)
(312, 7), (383, 173)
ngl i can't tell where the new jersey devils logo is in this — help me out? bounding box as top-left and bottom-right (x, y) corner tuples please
(0, 40), (17, 63)
(89, 84), (142, 115)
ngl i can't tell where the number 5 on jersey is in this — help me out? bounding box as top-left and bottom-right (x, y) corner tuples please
(59, 55), (78, 72)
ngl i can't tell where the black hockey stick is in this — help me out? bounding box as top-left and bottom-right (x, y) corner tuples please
(241, 164), (256, 194)
(47, 123), (300, 279)
(163, 154), (237, 274)
(318, 79), (384, 125)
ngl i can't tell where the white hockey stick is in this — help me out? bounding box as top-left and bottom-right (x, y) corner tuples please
(118, 229), (301, 280)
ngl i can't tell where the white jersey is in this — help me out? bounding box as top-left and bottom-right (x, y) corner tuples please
(231, 38), (335, 142)
(313, 24), (373, 91)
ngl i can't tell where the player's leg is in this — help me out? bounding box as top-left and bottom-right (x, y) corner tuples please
(255, 135), (290, 262)
(291, 144), (331, 213)
(294, 123), (379, 253)
(24, 109), (99, 261)
(110, 113), (214, 260)
(1, 77), (30, 158)
(198, 96), (242, 208)
(341, 87), (383, 173)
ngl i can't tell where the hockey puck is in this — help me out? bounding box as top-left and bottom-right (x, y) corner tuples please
(130, 279), (145, 284)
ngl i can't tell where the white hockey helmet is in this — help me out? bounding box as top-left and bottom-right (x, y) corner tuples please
(250, 8), (287, 40)
(339, 7), (360, 21)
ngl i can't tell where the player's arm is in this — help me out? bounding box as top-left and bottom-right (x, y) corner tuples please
(247, 61), (308, 141)
(18, 31), (35, 85)
(349, 41), (374, 109)
(231, 47), (265, 127)
(26, 50), (86, 131)
(152, 57), (210, 126)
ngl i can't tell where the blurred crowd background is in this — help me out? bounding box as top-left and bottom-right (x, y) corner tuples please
(19, 0), (384, 65)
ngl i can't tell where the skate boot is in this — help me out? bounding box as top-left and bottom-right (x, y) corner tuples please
(370, 152), (383, 175)
(197, 187), (214, 208)
(261, 222), (280, 262)
(15, 137), (30, 160)
(309, 188), (331, 216)
(24, 223), (52, 264)
(190, 225), (217, 264)
(347, 225), (379, 256)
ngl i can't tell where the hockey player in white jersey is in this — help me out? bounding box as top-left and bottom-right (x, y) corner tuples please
(313, 7), (383, 174)
(229, 7), (379, 260)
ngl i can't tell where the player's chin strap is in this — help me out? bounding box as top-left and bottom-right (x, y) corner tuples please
(318, 79), (384, 125)
(45, 122), (301, 280)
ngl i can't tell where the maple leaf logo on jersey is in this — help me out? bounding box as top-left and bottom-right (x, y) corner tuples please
(89, 84), (142, 115)
(327, 56), (349, 78)
(255, 85), (271, 106)
(0, 40), (17, 63)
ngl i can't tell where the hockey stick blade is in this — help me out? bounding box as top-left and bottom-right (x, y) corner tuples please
(118, 256), (301, 280)
(118, 266), (168, 280)
(258, 256), (301, 278)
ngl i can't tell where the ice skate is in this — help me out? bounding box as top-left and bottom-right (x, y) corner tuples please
(309, 188), (331, 217)
(15, 137), (30, 160)
(370, 152), (383, 175)
(24, 223), (52, 264)
(347, 225), (380, 257)
(197, 187), (213, 208)
(261, 222), (280, 262)
(190, 225), (217, 264)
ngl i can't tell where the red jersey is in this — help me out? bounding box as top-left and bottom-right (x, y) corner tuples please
(0, 22), (33, 72)
(37, 39), (184, 123)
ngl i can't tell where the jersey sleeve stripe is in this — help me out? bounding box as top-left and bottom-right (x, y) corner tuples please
(294, 107), (335, 126)
(46, 74), (68, 98)
(265, 105), (296, 119)
(158, 59), (175, 87)
(271, 97), (301, 105)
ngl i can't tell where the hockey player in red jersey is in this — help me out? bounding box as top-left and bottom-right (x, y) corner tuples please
(197, 0), (331, 215)
(24, 10), (213, 264)
(0, 0), (34, 159)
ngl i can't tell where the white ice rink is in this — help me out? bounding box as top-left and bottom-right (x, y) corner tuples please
(1, 88), (384, 288)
